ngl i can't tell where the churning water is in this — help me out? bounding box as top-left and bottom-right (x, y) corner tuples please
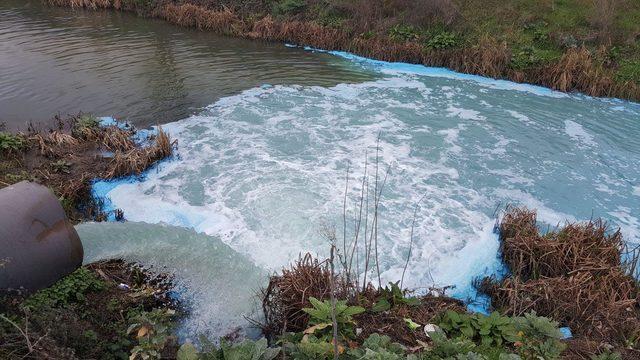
(87, 50), (640, 335)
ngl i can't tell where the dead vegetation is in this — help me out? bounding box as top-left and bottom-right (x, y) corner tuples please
(261, 253), (342, 337)
(0, 113), (176, 222)
(45, 0), (640, 101)
(259, 252), (464, 346)
(480, 207), (640, 357)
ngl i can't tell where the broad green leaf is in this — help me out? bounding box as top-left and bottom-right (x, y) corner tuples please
(177, 343), (200, 360)
(372, 298), (391, 313)
(404, 318), (421, 331)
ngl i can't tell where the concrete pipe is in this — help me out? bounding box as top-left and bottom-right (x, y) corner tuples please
(0, 181), (83, 292)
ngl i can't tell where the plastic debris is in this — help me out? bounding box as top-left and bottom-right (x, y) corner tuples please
(423, 324), (440, 337)
(117, 283), (130, 291)
(559, 327), (572, 339)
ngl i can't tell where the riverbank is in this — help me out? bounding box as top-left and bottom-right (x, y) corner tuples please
(0, 260), (180, 359)
(4, 207), (636, 359)
(45, 0), (640, 102)
(0, 113), (175, 222)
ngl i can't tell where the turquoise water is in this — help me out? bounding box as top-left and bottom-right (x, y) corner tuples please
(89, 48), (640, 336)
(76, 221), (265, 338)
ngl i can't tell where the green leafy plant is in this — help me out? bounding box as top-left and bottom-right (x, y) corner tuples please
(419, 329), (478, 360)
(513, 312), (565, 360)
(51, 159), (72, 174)
(23, 268), (105, 310)
(128, 308), (177, 360)
(372, 281), (421, 313)
(0, 132), (26, 154)
(438, 311), (519, 347)
(426, 32), (459, 50)
(590, 350), (622, 360)
(272, 0), (306, 16)
(283, 334), (335, 360)
(302, 297), (365, 340)
(389, 24), (420, 42)
(72, 114), (100, 138)
(347, 333), (406, 359)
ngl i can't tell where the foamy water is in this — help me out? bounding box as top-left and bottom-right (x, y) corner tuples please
(87, 48), (640, 336)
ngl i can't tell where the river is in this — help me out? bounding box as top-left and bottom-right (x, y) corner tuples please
(0, 0), (372, 131)
(4, 0), (640, 338)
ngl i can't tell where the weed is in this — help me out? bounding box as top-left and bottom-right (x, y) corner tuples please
(4, 171), (35, 184)
(616, 59), (640, 84)
(347, 333), (405, 358)
(71, 113), (100, 138)
(426, 31), (459, 49)
(302, 296), (364, 340)
(389, 24), (421, 42)
(127, 308), (177, 360)
(438, 311), (518, 347)
(22, 268), (105, 310)
(591, 350), (623, 360)
(51, 159), (72, 174)
(272, 0), (305, 16)
(371, 281), (421, 312)
(177, 338), (279, 360)
(0, 132), (26, 155)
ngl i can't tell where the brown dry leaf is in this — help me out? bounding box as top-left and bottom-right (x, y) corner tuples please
(137, 326), (149, 338)
(303, 323), (331, 334)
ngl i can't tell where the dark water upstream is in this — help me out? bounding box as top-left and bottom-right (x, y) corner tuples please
(0, 0), (373, 131)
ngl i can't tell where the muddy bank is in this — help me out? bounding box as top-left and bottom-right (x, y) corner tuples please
(0, 113), (175, 222)
(44, 0), (640, 102)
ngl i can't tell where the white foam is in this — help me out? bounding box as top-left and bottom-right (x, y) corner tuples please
(447, 105), (486, 121)
(564, 120), (597, 147)
(506, 110), (533, 125)
(92, 53), (640, 323)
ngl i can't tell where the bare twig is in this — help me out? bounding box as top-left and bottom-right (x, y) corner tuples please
(401, 192), (428, 289)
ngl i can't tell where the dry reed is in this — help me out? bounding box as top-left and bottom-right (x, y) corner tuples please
(482, 206), (640, 345)
(260, 253), (342, 338)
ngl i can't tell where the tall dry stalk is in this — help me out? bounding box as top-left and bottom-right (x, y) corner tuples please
(329, 244), (339, 360)
(401, 193), (428, 289)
